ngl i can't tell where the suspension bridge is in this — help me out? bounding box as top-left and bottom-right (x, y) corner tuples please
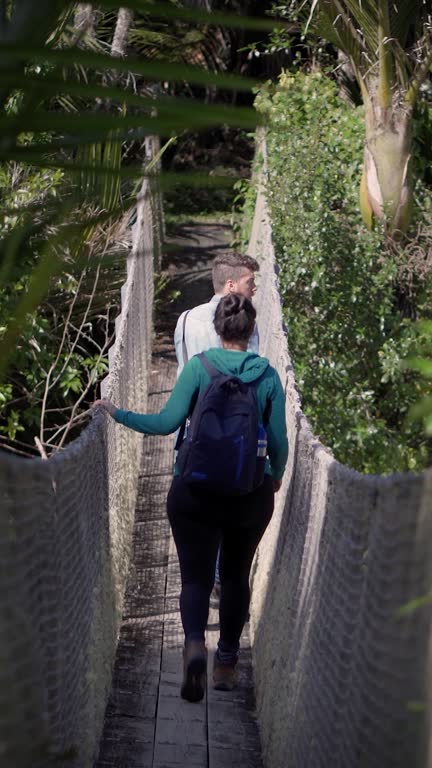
(1, 137), (432, 768)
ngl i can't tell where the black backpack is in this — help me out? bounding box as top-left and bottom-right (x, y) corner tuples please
(177, 353), (270, 496)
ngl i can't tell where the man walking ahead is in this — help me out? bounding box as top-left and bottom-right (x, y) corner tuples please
(173, 252), (261, 597)
(174, 252), (260, 373)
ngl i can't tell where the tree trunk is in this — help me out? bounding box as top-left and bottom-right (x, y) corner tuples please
(111, 7), (134, 58)
(336, 50), (356, 104)
(73, 3), (95, 44)
(359, 90), (412, 235)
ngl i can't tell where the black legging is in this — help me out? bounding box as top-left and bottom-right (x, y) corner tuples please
(167, 475), (274, 652)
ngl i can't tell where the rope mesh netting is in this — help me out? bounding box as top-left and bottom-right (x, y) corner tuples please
(249, 138), (432, 768)
(0, 139), (161, 768)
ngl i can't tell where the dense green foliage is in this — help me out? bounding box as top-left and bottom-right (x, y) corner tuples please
(0, 2), (275, 454)
(256, 72), (432, 473)
(0, 159), (126, 453)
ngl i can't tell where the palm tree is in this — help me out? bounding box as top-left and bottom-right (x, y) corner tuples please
(297, 0), (432, 234)
(111, 7), (134, 58)
(73, 4), (96, 44)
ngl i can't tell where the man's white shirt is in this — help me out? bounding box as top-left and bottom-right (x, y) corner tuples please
(174, 294), (260, 373)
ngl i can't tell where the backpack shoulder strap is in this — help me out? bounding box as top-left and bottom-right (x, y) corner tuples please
(197, 351), (221, 379)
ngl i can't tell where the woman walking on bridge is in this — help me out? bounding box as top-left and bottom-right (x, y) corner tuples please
(94, 294), (288, 703)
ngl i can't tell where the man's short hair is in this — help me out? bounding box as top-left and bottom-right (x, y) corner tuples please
(212, 252), (259, 294)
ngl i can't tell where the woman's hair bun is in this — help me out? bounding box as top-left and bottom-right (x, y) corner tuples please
(213, 292), (256, 343)
(223, 293), (241, 314)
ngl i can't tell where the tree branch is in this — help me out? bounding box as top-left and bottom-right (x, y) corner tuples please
(73, 4), (96, 46)
(111, 7), (134, 59)
(39, 267), (87, 443)
(46, 312), (114, 451)
(34, 436), (48, 459)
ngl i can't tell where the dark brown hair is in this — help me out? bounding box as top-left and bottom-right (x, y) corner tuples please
(212, 252), (259, 293)
(213, 293), (256, 342)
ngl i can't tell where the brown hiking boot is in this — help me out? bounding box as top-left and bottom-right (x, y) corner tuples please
(181, 640), (207, 703)
(213, 655), (238, 691)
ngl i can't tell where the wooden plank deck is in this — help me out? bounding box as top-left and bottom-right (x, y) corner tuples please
(95, 354), (264, 768)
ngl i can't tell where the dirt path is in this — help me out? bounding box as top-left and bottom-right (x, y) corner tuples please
(154, 221), (232, 355)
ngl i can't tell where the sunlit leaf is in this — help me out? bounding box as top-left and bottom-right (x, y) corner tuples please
(408, 395), (432, 422)
(404, 357), (432, 378)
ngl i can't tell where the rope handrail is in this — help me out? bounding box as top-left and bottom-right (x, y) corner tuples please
(0, 137), (162, 768)
(249, 133), (432, 768)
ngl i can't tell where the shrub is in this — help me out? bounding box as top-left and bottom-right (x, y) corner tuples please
(256, 71), (432, 473)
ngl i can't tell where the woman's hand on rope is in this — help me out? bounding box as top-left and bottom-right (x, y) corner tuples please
(93, 398), (117, 417)
(273, 478), (282, 493)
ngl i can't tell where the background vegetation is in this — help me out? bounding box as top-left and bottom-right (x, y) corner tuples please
(255, 69), (432, 473)
(0, 1), (279, 456)
(2, 1), (431, 475)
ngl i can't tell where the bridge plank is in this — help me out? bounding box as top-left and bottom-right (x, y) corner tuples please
(153, 537), (208, 768)
(207, 609), (263, 768)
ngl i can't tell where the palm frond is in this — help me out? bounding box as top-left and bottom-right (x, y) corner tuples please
(0, 44), (257, 91)
(389, 0), (429, 49)
(0, 102), (257, 147)
(0, 0), (276, 380)
(296, 1), (431, 95)
(319, 1), (366, 70)
(331, 0), (379, 65)
(96, 0), (286, 33)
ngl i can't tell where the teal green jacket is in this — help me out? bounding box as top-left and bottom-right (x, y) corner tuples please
(114, 348), (288, 481)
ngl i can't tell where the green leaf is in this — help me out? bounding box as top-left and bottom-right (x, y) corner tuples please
(1, 410), (25, 441)
(0, 102), (257, 141)
(404, 357), (432, 378)
(408, 395), (432, 422)
(415, 320), (432, 336)
(396, 592), (432, 617)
